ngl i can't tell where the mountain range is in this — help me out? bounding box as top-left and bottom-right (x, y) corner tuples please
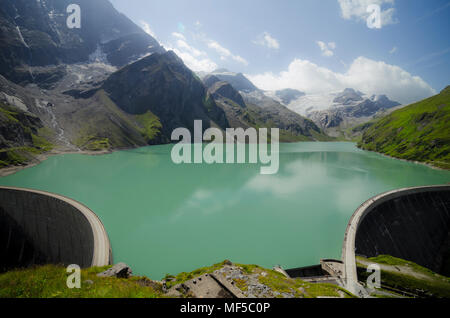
(1, 0), (447, 171)
(273, 88), (402, 137)
(0, 0), (327, 167)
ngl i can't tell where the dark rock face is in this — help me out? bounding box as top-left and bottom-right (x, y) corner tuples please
(0, 0), (163, 84)
(333, 88), (364, 105)
(207, 81), (246, 108)
(202, 74), (221, 88)
(100, 33), (164, 67)
(103, 51), (229, 138)
(0, 103), (42, 149)
(203, 71), (325, 140)
(210, 70), (258, 93)
(275, 88), (305, 105)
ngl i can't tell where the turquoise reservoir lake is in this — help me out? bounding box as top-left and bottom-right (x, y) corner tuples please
(1, 142), (450, 279)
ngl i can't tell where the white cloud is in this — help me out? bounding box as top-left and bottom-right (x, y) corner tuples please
(171, 48), (218, 73)
(389, 46), (398, 54)
(175, 39), (205, 57)
(338, 0), (397, 27)
(247, 56), (436, 104)
(172, 32), (186, 40)
(253, 32), (280, 50)
(317, 41), (336, 57)
(166, 27), (248, 72)
(140, 21), (157, 39)
(207, 40), (248, 65)
(166, 34), (217, 73)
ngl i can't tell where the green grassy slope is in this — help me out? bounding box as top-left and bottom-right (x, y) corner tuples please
(357, 255), (450, 298)
(0, 102), (54, 167)
(71, 90), (166, 151)
(358, 86), (450, 169)
(0, 265), (164, 298)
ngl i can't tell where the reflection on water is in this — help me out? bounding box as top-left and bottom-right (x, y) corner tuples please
(1, 142), (449, 279)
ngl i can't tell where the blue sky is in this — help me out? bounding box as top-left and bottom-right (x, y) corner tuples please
(109, 0), (449, 104)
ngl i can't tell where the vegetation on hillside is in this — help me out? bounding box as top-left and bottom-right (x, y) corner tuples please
(0, 265), (164, 298)
(357, 255), (450, 298)
(358, 86), (450, 169)
(0, 102), (54, 167)
(72, 90), (166, 151)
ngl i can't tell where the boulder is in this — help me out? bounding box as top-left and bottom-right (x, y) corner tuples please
(97, 263), (132, 278)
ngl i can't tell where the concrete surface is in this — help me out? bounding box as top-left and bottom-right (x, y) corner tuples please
(0, 186), (112, 271)
(342, 185), (450, 297)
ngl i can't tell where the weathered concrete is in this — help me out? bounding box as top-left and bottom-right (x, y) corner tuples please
(342, 185), (450, 296)
(167, 272), (245, 298)
(0, 186), (112, 272)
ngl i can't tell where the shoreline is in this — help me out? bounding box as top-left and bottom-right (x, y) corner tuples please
(0, 148), (114, 178)
(357, 145), (450, 172)
(1, 142), (449, 178)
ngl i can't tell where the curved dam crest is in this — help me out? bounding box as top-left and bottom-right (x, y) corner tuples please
(342, 185), (450, 295)
(0, 186), (112, 272)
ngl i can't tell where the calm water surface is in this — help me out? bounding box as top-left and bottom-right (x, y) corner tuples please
(1, 142), (449, 279)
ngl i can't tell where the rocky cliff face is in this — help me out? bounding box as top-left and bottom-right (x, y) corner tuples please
(279, 88), (401, 138)
(308, 91), (401, 130)
(103, 51), (229, 138)
(0, 0), (163, 85)
(206, 80), (246, 109)
(208, 69), (258, 93)
(333, 88), (364, 105)
(202, 71), (327, 141)
(274, 88), (305, 105)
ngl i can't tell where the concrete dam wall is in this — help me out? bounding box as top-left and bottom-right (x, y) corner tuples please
(342, 185), (450, 294)
(0, 186), (112, 272)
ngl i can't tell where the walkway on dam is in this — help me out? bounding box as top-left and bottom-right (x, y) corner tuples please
(0, 186), (111, 267)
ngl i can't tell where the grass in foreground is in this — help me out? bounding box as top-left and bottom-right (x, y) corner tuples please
(1, 261), (354, 298)
(0, 265), (164, 298)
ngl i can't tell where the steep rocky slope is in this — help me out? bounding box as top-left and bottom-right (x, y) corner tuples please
(282, 88), (401, 138)
(0, 0), (163, 85)
(0, 101), (53, 167)
(103, 52), (228, 138)
(202, 73), (328, 141)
